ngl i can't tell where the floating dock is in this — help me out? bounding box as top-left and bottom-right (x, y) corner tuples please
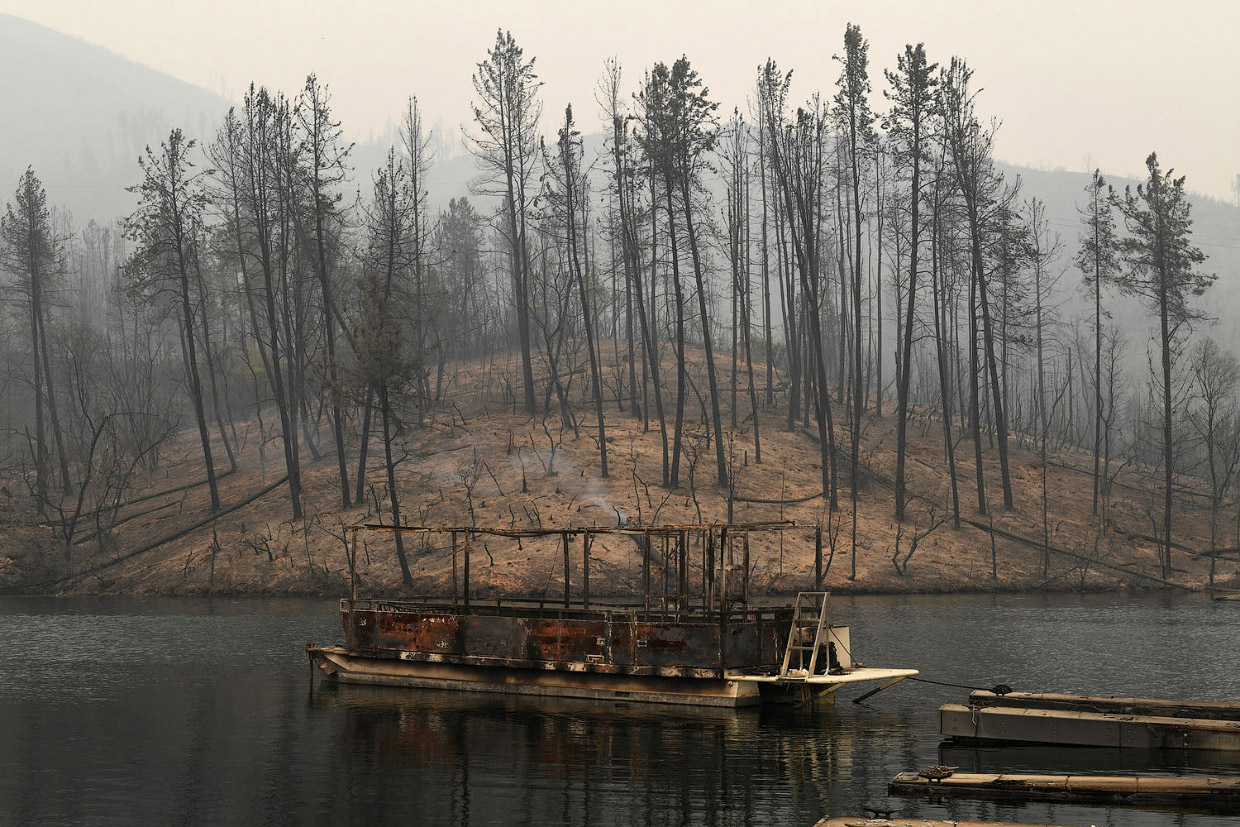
(967, 690), (1240, 720)
(890, 771), (1240, 812)
(939, 691), (1240, 750)
(817, 819), (1082, 827)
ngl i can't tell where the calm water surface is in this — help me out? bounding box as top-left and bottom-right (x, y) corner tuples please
(2, 593), (1239, 826)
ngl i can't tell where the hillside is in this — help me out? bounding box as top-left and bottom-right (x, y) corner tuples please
(2, 347), (1234, 598)
(1, 18), (1236, 600)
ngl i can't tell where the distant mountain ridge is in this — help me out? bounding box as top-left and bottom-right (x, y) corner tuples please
(0, 13), (232, 222)
(1, 11), (1234, 343)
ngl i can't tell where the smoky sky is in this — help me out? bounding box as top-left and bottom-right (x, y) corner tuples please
(3, 0), (1238, 201)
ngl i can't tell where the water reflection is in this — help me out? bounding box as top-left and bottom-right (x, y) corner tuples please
(1, 594), (1237, 826)
(940, 742), (1240, 776)
(309, 685), (846, 826)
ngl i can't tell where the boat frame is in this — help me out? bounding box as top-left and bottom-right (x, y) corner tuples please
(308, 522), (916, 707)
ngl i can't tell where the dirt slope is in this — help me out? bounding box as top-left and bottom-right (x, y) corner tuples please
(3, 352), (1234, 598)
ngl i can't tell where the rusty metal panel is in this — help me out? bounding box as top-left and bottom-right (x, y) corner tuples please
(345, 604), (790, 673)
(525, 618), (608, 664)
(609, 622), (719, 669)
(459, 615), (532, 661)
(638, 623), (701, 668)
(374, 612), (461, 655)
(722, 623), (776, 669)
(348, 608), (378, 650)
(761, 620), (784, 665)
(609, 620), (636, 666)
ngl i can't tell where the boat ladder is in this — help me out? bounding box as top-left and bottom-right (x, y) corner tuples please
(779, 592), (829, 679)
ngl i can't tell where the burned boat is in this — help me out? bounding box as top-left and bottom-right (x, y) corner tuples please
(308, 522), (917, 707)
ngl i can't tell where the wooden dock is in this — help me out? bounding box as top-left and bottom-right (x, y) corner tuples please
(816, 819), (1081, 827)
(968, 690), (1240, 720)
(890, 771), (1240, 811)
(940, 691), (1240, 750)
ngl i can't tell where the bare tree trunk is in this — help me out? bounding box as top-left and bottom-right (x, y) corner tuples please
(664, 185), (688, 488)
(194, 263), (237, 474)
(874, 152), (885, 417)
(35, 304), (71, 495)
(773, 187), (800, 430)
(355, 391), (373, 504)
(969, 262), (986, 513)
(681, 176), (728, 488)
(758, 110), (775, 409)
(894, 134), (922, 521)
(561, 112), (608, 477)
(624, 167), (667, 479)
(176, 256), (221, 512)
(26, 249), (49, 511)
(1160, 293), (1174, 579)
(931, 204), (961, 527)
(380, 384), (413, 585)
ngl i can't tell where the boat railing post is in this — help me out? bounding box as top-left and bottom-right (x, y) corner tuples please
(743, 531), (751, 605)
(815, 524), (823, 589)
(699, 529), (708, 610)
(582, 532), (590, 611)
(463, 532), (471, 610)
(562, 531), (571, 609)
(678, 530), (687, 616)
(451, 531), (459, 609)
(349, 526), (358, 605)
(707, 528), (715, 614)
(642, 531), (650, 612)
(661, 534), (669, 619)
(717, 528), (727, 669)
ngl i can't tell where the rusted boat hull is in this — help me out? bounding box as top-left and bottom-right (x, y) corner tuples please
(340, 599), (786, 673)
(316, 526), (918, 707)
(310, 598), (788, 707)
(310, 644), (762, 706)
(309, 597), (916, 707)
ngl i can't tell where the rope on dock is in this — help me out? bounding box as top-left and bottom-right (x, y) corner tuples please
(906, 676), (1011, 695)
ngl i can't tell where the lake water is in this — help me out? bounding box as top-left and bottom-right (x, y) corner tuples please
(2, 593), (1238, 826)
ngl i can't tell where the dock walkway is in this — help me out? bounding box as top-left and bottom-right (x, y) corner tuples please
(891, 771), (1240, 811)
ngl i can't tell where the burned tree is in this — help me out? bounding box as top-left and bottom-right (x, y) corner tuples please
(1, 168), (71, 509)
(941, 58), (1014, 511)
(546, 105), (608, 476)
(354, 150), (421, 586)
(126, 129), (222, 513)
(294, 74), (353, 507)
(1113, 153), (1215, 579)
(468, 30), (542, 416)
(885, 43), (937, 521)
(636, 56), (726, 489)
(1076, 169), (1120, 515)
